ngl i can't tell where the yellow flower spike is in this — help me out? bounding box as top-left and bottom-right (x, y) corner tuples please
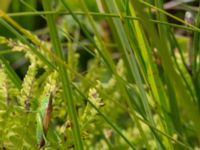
(0, 10), (51, 59)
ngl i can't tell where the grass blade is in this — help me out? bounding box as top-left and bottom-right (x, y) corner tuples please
(41, 0), (84, 149)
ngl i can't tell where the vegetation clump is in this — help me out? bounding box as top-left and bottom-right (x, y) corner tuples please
(0, 0), (200, 149)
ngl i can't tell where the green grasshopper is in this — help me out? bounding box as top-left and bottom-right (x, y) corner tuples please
(36, 93), (53, 149)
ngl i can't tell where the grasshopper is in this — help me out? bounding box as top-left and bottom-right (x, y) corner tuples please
(36, 93), (53, 149)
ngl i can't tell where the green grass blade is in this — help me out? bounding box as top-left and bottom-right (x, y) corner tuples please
(0, 18), (56, 70)
(127, 3), (174, 149)
(101, 1), (165, 149)
(131, 0), (200, 140)
(41, 1), (84, 149)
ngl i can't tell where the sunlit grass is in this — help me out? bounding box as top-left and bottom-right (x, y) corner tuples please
(0, 0), (200, 149)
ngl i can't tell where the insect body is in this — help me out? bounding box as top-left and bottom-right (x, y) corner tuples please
(36, 94), (53, 149)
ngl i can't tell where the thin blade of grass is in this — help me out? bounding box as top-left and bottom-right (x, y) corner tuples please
(101, 0), (165, 149)
(127, 2), (174, 149)
(0, 17), (56, 70)
(131, 0), (200, 140)
(41, 0), (83, 149)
